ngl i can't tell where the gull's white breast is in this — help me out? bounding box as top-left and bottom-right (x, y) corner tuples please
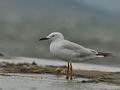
(50, 41), (75, 61)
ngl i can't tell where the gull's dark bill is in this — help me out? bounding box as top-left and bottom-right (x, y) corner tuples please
(39, 37), (49, 41)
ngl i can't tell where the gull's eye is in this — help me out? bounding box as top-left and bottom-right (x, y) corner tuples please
(52, 35), (55, 37)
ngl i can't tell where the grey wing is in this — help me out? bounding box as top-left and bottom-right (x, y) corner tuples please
(61, 40), (96, 57)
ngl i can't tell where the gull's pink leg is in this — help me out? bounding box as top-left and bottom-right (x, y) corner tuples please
(66, 61), (70, 80)
(70, 62), (73, 80)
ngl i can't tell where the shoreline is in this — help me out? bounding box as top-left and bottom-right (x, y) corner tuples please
(0, 61), (120, 85)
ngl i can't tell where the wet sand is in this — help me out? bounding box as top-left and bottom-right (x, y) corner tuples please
(0, 74), (120, 90)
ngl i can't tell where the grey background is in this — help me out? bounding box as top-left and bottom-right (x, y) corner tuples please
(0, 0), (120, 66)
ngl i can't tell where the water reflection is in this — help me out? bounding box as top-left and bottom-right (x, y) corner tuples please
(0, 74), (120, 90)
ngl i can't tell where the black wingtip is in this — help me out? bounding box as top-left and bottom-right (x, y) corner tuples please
(96, 52), (112, 57)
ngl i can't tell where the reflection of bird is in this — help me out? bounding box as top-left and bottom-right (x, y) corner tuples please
(39, 32), (111, 80)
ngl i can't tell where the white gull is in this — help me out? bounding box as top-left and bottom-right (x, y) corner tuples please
(39, 32), (111, 80)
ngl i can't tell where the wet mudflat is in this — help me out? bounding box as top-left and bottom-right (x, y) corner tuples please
(0, 57), (120, 90)
(0, 74), (120, 90)
(1, 58), (120, 85)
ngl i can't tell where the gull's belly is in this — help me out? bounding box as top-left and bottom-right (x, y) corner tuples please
(51, 48), (73, 61)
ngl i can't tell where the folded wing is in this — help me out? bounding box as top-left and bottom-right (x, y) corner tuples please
(61, 40), (97, 58)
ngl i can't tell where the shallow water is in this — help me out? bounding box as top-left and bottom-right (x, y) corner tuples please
(0, 74), (120, 90)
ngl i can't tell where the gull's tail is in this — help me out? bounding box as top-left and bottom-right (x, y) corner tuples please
(96, 52), (113, 57)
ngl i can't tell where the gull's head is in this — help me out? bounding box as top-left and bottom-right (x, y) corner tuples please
(39, 32), (64, 41)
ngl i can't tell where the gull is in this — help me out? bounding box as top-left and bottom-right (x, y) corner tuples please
(39, 32), (111, 80)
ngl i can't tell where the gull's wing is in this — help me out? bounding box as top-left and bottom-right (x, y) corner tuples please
(61, 40), (97, 57)
(86, 48), (98, 54)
